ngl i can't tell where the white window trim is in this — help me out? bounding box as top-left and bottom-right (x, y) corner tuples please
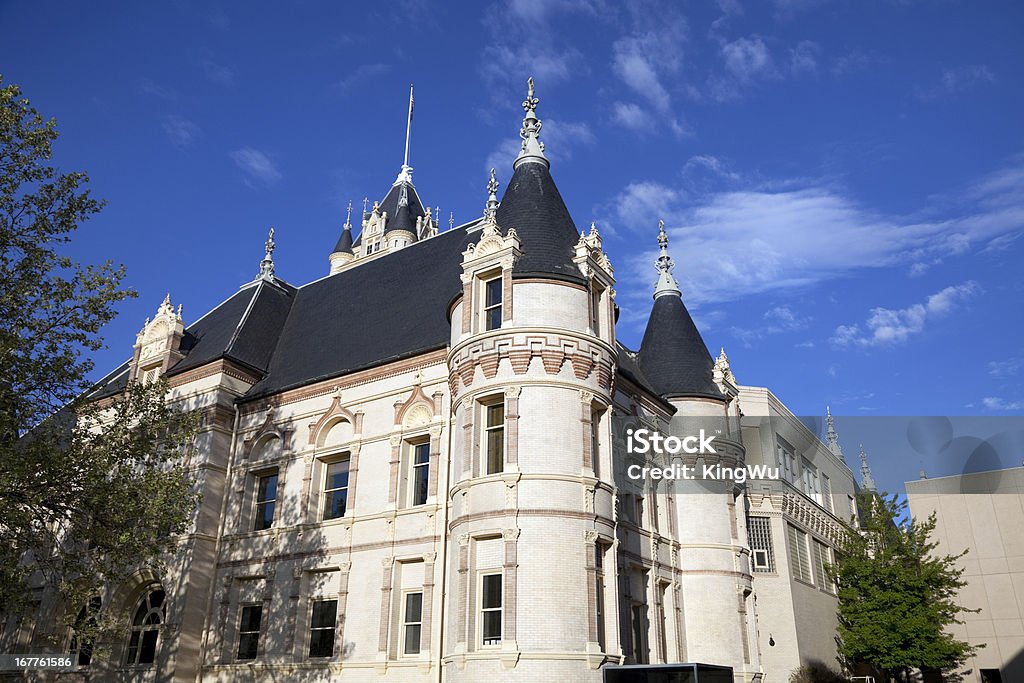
(478, 571), (503, 648)
(401, 589), (424, 656)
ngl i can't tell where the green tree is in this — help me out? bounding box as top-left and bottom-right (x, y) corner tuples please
(831, 492), (978, 682)
(0, 76), (198, 637)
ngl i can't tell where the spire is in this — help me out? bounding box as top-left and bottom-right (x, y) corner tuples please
(484, 168), (500, 221)
(653, 219), (682, 299)
(395, 83), (415, 185)
(859, 444), (877, 492)
(258, 227), (276, 280)
(332, 202), (354, 255)
(825, 406), (844, 458)
(514, 77), (549, 170)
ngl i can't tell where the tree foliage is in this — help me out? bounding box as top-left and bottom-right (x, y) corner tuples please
(831, 492), (978, 681)
(0, 76), (198, 631)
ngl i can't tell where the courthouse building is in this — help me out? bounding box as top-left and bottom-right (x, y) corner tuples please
(2, 81), (860, 682)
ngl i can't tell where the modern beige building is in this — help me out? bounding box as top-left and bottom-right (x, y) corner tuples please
(2, 81), (856, 683)
(906, 467), (1024, 683)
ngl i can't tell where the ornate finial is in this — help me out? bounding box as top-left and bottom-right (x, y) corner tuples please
(484, 168), (500, 223)
(825, 406), (844, 458)
(515, 76), (549, 169)
(363, 197), (369, 215)
(449, 211), (454, 230)
(258, 227), (276, 280)
(434, 206), (440, 229)
(345, 200), (353, 228)
(653, 219), (682, 299)
(859, 444), (877, 492)
(713, 346), (736, 390)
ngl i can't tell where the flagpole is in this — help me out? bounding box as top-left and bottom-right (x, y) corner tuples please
(403, 83), (414, 170)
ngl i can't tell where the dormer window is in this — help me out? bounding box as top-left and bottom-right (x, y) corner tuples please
(484, 277), (502, 331)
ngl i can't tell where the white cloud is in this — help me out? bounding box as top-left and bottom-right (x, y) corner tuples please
(830, 281), (980, 347)
(200, 58), (235, 86)
(683, 154), (740, 181)
(731, 305), (811, 346)
(611, 101), (655, 132)
(722, 37), (775, 82)
(613, 39), (671, 111)
(612, 158), (1024, 305)
(336, 63), (390, 91)
(830, 48), (879, 76)
(138, 78), (177, 100)
(484, 118), (593, 175)
(161, 115), (200, 148)
(230, 147), (282, 186)
(916, 65), (995, 101)
(988, 358), (1022, 378)
(982, 397), (1024, 411)
(788, 40), (819, 75)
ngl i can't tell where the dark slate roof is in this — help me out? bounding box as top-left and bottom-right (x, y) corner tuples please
(167, 279), (296, 377)
(244, 226), (473, 399)
(496, 161), (585, 284)
(86, 361), (131, 400)
(637, 294), (725, 401)
(615, 343), (672, 409)
(379, 180), (426, 236)
(332, 226), (353, 254)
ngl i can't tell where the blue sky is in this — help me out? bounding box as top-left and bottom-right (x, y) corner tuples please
(2, 1), (1023, 487)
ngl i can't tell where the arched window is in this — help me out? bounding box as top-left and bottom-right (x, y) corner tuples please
(68, 597), (101, 666)
(125, 589), (165, 666)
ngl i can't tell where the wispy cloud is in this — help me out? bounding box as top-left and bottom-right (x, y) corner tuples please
(982, 397), (1024, 411)
(830, 48), (881, 76)
(161, 115), (201, 148)
(989, 357), (1023, 378)
(200, 58), (235, 86)
(611, 101), (656, 132)
(788, 40), (819, 75)
(230, 147), (282, 186)
(612, 158), (1024, 305)
(732, 305), (812, 346)
(484, 118), (594, 174)
(138, 78), (177, 101)
(915, 65), (995, 101)
(831, 281), (981, 347)
(336, 63), (390, 92)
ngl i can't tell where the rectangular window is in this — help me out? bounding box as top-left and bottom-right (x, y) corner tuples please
(484, 277), (503, 331)
(748, 516), (776, 572)
(590, 407), (602, 477)
(308, 599), (337, 658)
(631, 603), (648, 664)
(410, 443), (430, 506)
(484, 402), (505, 475)
(802, 458), (821, 505)
(236, 604), (262, 661)
(848, 494), (858, 524)
(403, 592), (423, 655)
(634, 496), (645, 526)
(480, 573), (503, 646)
(812, 540), (834, 593)
(323, 458), (350, 520)
(254, 473), (278, 531)
(590, 288), (601, 335)
(777, 442), (798, 484)
(821, 474), (834, 513)
(787, 524), (813, 584)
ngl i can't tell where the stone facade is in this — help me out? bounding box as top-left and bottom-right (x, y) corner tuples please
(1, 82), (859, 683)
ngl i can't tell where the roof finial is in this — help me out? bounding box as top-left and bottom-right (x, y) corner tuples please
(344, 200), (353, 228)
(449, 211), (454, 230)
(484, 168), (500, 220)
(825, 406), (844, 458)
(258, 227), (276, 280)
(653, 219), (682, 299)
(859, 444), (877, 492)
(395, 83), (415, 185)
(514, 76), (549, 170)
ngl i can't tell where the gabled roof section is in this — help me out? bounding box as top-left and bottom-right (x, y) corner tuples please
(495, 158), (584, 283)
(638, 294), (724, 401)
(244, 225), (472, 400)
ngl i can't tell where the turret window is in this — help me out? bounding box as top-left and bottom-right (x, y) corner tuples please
(254, 472), (278, 531)
(483, 401), (505, 475)
(483, 277), (502, 330)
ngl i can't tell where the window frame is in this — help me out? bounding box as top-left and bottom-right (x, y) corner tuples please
(253, 470), (279, 531)
(321, 455), (351, 521)
(787, 524), (814, 585)
(801, 457), (822, 505)
(402, 590), (424, 656)
(236, 603), (263, 661)
(482, 276), (503, 331)
(748, 516), (776, 573)
(481, 398), (505, 476)
(478, 572), (503, 648)
(408, 440), (431, 507)
(125, 589), (166, 667)
(307, 598), (338, 659)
